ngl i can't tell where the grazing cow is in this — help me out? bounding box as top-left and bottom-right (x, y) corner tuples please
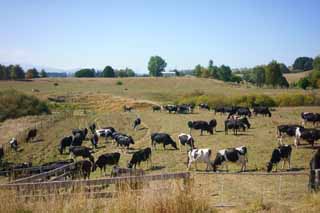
(128, 147), (152, 169)
(0, 146), (4, 160)
(253, 106), (272, 117)
(152, 105), (161, 112)
(95, 127), (115, 138)
(277, 125), (304, 138)
(213, 106), (226, 114)
(73, 160), (92, 179)
(301, 112), (320, 126)
(177, 104), (192, 114)
(72, 128), (88, 140)
(188, 119), (217, 135)
(115, 135), (135, 149)
(199, 103), (210, 111)
(212, 146), (248, 172)
(224, 119), (247, 135)
(295, 127), (320, 147)
(236, 107), (252, 117)
(111, 166), (145, 177)
(309, 149), (320, 191)
(178, 133), (195, 151)
(26, 128), (37, 142)
(123, 105), (133, 112)
(267, 144), (292, 172)
(163, 105), (178, 113)
(9, 138), (18, 152)
(92, 152), (121, 175)
(69, 146), (94, 163)
(187, 148), (212, 171)
(71, 133), (84, 146)
(133, 118), (141, 130)
(151, 133), (178, 150)
(59, 136), (73, 154)
(89, 123), (96, 134)
(90, 133), (99, 149)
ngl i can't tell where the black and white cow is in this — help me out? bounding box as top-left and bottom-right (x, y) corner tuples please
(69, 146), (94, 163)
(199, 103), (210, 111)
(9, 138), (18, 152)
(309, 149), (320, 190)
(59, 136), (73, 154)
(212, 146), (248, 172)
(152, 105), (161, 112)
(133, 118), (141, 130)
(151, 133), (178, 150)
(301, 112), (320, 126)
(295, 127), (320, 147)
(128, 147), (152, 169)
(178, 133), (195, 151)
(163, 105), (178, 113)
(187, 148), (212, 171)
(92, 152), (121, 175)
(267, 144), (292, 172)
(188, 119), (217, 135)
(277, 125), (304, 138)
(253, 106), (272, 117)
(26, 128), (37, 143)
(177, 104), (193, 114)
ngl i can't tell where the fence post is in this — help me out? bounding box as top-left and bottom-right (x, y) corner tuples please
(278, 175), (282, 204)
(220, 176), (224, 205)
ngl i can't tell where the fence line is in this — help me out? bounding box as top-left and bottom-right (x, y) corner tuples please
(195, 171), (309, 176)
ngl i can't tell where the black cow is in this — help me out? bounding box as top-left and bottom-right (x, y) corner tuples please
(301, 112), (320, 126)
(163, 105), (178, 113)
(309, 149), (320, 191)
(177, 104), (192, 114)
(72, 133), (84, 146)
(73, 160), (92, 179)
(90, 133), (99, 149)
(89, 123), (96, 134)
(199, 103), (210, 111)
(211, 146), (248, 172)
(188, 119), (217, 135)
(295, 128), (320, 147)
(92, 152), (120, 174)
(151, 133), (178, 150)
(253, 106), (272, 117)
(69, 146), (94, 163)
(128, 147), (152, 169)
(213, 106), (226, 114)
(59, 136), (73, 154)
(224, 119), (247, 135)
(267, 144), (292, 172)
(9, 138), (18, 152)
(236, 107), (252, 117)
(115, 135), (135, 149)
(178, 133), (195, 151)
(26, 128), (37, 142)
(152, 105), (161, 112)
(133, 118), (141, 130)
(72, 128), (88, 140)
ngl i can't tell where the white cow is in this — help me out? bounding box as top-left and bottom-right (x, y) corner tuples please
(187, 148), (212, 171)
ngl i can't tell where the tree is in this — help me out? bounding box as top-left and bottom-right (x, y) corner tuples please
(102, 66), (115, 77)
(313, 55), (320, 71)
(40, 69), (47, 78)
(217, 65), (232, 81)
(74, 68), (95, 77)
(265, 60), (283, 87)
(292, 57), (313, 71)
(9, 65), (25, 80)
(297, 77), (310, 90)
(26, 68), (39, 79)
(279, 63), (290, 73)
(252, 66), (266, 87)
(125, 68), (135, 77)
(208, 60), (218, 78)
(148, 56), (167, 76)
(0, 64), (9, 80)
(194, 64), (202, 77)
(279, 76), (289, 88)
(309, 70), (320, 88)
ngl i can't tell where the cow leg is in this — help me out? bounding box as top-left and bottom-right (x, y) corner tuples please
(195, 162), (198, 171)
(282, 160), (285, 170)
(275, 164), (278, 172)
(288, 158), (291, 170)
(200, 130), (203, 136)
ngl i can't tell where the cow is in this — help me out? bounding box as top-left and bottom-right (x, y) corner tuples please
(89, 123), (96, 134)
(111, 166), (145, 177)
(309, 149), (320, 191)
(187, 148), (212, 171)
(0, 146), (4, 161)
(188, 119), (217, 135)
(152, 105), (161, 112)
(253, 106), (272, 117)
(212, 146), (248, 172)
(115, 135), (135, 149)
(69, 146), (94, 163)
(177, 104), (192, 114)
(267, 144), (292, 172)
(128, 147), (152, 169)
(178, 133), (195, 151)
(199, 103), (210, 111)
(71, 133), (84, 146)
(236, 107), (252, 117)
(26, 128), (37, 143)
(163, 105), (178, 113)
(277, 125), (304, 138)
(9, 138), (18, 152)
(59, 136), (73, 154)
(72, 160), (92, 180)
(133, 118), (141, 130)
(92, 152), (121, 175)
(123, 105), (133, 112)
(224, 119), (247, 135)
(151, 133), (178, 150)
(213, 106), (226, 114)
(72, 128), (88, 141)
(301, 112), (320, 126)
(295, 127), (320, 148)
(90, 133), (99, 149)
(95, 127), (115, 138)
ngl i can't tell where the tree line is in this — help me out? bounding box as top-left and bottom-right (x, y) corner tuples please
(0, 64), (47, 80)
(296, 55), (320, 89)
(74, 66), (135, 78)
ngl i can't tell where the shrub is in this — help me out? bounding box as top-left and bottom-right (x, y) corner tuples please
(116, 80), (123, 85)
(0, 90), (50, 121)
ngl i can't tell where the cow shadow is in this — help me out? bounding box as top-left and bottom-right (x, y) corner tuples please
(287, 167), (305, 172)
(30, 139), (44, 143)
(146, 165), (166, 171)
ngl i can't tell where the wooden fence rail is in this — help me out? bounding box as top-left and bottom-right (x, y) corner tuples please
(195, 171), (309, 176)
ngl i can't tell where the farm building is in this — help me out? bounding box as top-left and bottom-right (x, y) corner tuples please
(161, 71), (176, 77)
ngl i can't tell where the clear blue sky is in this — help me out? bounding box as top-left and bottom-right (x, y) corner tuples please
(0, 0), (319, 73)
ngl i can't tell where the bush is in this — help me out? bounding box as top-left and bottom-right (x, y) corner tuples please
(275, 94), (316, 107)
(116, 80), (123, 85)
(0, 90), (50, 121)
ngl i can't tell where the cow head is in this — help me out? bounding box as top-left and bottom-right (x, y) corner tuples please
(171, 141), (178, 150)
(266, 162), (273, 172)
(267, 110), (272, 117)
(241, 117), (251, 129)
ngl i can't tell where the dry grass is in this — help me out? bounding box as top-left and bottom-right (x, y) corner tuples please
(284, 71), (312, 83)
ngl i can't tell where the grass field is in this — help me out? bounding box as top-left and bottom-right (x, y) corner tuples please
(284, 70), (312, 84)
(1, 77), (320, 211)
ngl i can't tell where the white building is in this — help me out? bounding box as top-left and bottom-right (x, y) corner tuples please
(161, 71), (176, 77)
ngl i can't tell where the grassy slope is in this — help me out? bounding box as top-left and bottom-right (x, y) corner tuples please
(284, 70), (313, 83)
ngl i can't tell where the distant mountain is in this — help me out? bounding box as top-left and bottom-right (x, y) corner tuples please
(0, 61), (78, 73)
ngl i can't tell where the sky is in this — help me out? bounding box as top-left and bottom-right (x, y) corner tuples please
(0, 0), (319, 73)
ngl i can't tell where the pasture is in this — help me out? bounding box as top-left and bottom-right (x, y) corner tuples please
(1, 77), (320, 211)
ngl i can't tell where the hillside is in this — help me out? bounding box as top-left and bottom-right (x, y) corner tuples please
(284, 70), (313, 83)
